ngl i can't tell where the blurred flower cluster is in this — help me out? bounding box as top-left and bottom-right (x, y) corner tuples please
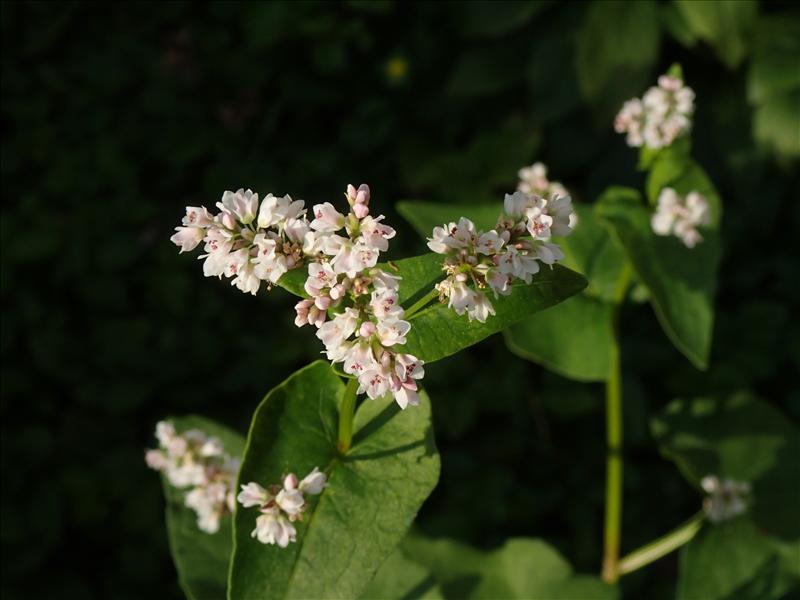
(237, 469), (328, 547)
(651, 187), (710, 248)
(428, 190), (574, 323)
(614, 74), (695, 150)
(701, 475), (750, 523)
(145, 422), (240, 533)
(517, 162), (568, 200)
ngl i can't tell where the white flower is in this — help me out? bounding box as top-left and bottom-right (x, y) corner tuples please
(343, 340), (377, 376)
(276, 487), (306, 518)
(310, 202), (346, 232)
(701, 475), (751, 523)
(145, 449), (168, 470)
(257, 193), (305, 229)
(252, 508), (297, 547)
(546, 195), (574, 237)
(220, 189), (259, 225)
(237, 482), (270, 508)
(497, 246), (540, 283)
(517, 163), (569, 201)
(393, 384), (420, 410)
(359, 215), (396, 251)
(376, 318), (411, 346)
(476, 230), (505, 255)
(182, 206), (214, 228)
(468, 292), (496, 323)
(171, 227), (205, 253)
(370, 290), (403, 320)
(358, 366), (392, 399)
(394, 353), (424, 382)
(299, 467), (328, 495)
(317, 308), (359, 352)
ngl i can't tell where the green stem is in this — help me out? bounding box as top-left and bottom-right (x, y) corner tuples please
(618, 512), (705, 575)
(337, 377), (359, 454)
(602, 265), (632, 584)
(404, 287), (439, 319)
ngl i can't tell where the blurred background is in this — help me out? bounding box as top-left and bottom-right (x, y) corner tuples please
(2, 1), (798, 599)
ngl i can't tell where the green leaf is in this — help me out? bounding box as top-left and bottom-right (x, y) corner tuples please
(404, 264), (587, 363)
(651, 393), (800, 542)
(360, 548), (444, 600)
(397, 201), (500, 237)
(747, 17), (800, 158)
(162, 415), (245, 600)
(677, 519), (794, 600)
(504, 293), (614, 382)
(576, 0), (660, 121)
(597, 186), (720, 369)
(674, 0), (757, 69)
(747, 17), (800, 105)
(228, 361), (440, 600)
(402, 535), (617, 600)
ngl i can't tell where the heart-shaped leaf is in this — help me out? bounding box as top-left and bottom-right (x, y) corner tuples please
(596, 185), (720, 369)
(160, 415), (245, 600)
(360, 548), (444, 599)
(228, 361), (440, 600)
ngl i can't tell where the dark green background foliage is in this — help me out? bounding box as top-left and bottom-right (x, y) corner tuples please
(1, 2), (798, 599)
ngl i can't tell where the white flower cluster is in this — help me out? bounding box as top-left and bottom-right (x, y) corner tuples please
(170, 188), (317, 295)
(427, 190), (574, 323)
(517, 162), (568, 200)
(701, 475), (750, 523)
(295, 185), (425, 409)
(237, 469), (327, 547)
(614, 74), (695, 150)
(651, 187), (710, 248)
(145, 421), (240, 534)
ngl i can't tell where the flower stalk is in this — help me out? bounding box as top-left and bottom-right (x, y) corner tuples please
(618, 511), (705, 575)
(602, 265), (632, 584)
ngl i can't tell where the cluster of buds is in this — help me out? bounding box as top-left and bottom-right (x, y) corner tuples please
(701, 475), (751, 523)
(170, 189), (317, 295)
(428, 190), (574, 323)
(651, 187), (710, 248)
(295, 185), (425, 409)
(237, 469), (327, 547)
(517, 162), (568, 200)
(614, 74), (695, 150)
(145, 421), (240, 534)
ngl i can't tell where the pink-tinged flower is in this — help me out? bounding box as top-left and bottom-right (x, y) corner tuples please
(220, 188), (259, 225)
(393, 384), (420, 410)
(344, 340), (377, 376)
(359, 215), (396, 251)
(237, 482), (270, 508)
(376, 318), (411, 347)
(145, 449), (168, 470)
(476, 230), (505, 255)
(358, 366), (392, 399)
(468, 292), (496, 323)
(370, 290), (403, 320)
(304, 261), (338, 297)
(310, 202), (346, 232)
(546, 195), (574, 237)
(257, 193), (305, 229)
(316, 308), (359, 350)
(394, 353), (424, 382)
(497, 246), (540, 283)
(182, 206), (214, 228)
(530, 241), (565, 265)
(503, 191), (531, 219)
(276, 487), (305, 518)
(252, 508), (297, 547)
(299, 467), (328, 495)
(171, 227), (205, 253)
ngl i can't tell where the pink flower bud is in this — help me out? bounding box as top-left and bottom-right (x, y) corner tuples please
(347, 184), (357, 200)
(353, 203), (370, 219)
(283, 473), (298, 490)
(355, 184), (370, 205)
(329, 284), (345, 300)
(222, 212), (237, 230)
(455, 272), (468, 283)
(315, 295), (331, 310)
(359, 321), (377, 338)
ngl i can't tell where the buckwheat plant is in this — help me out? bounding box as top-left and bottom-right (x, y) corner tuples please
(614, 73), (695, 150)
(146, 421), (240, 534)
(517, 161), (568, 200)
